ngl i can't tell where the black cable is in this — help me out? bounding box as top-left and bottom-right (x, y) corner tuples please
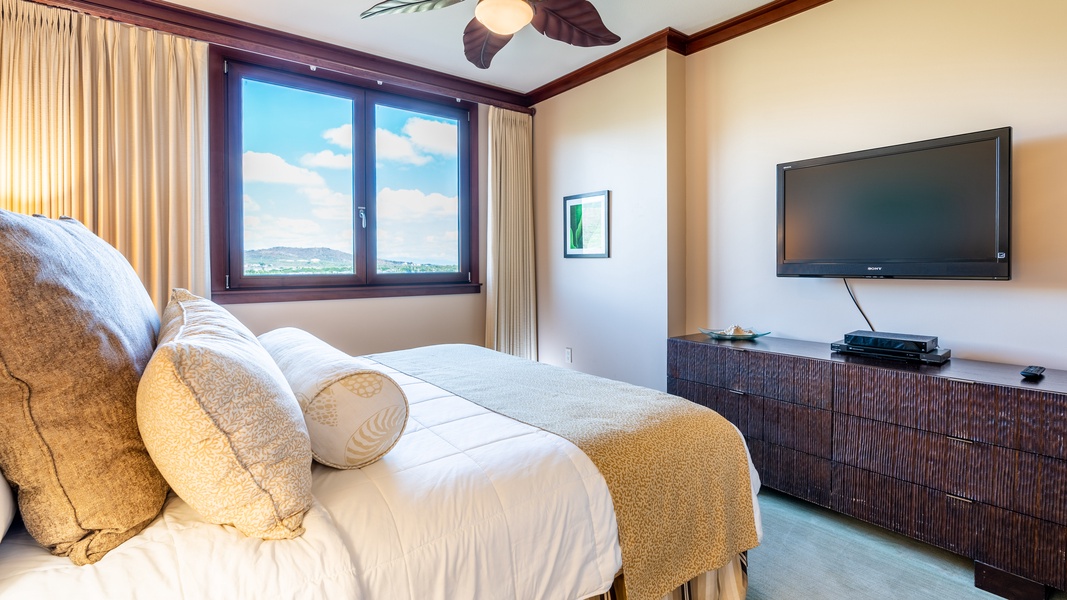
(843, 278), (875, 332)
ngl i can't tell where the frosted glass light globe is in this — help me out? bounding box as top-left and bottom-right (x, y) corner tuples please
(475, 0), (534, 36)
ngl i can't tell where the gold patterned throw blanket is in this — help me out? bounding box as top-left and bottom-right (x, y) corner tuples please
(370, 344), (759, 600)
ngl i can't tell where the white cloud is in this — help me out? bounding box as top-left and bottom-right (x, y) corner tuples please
(243, 215), (321, 250)
(376, 188), (458, 220)
(323, 124), (352, 149)
(299, 187), (352, 221)
(376, 129), (430, 165)
(243, 151), (325, 187)
(375, 118), (458, 165)
(403, 118), (458, 157)
(244, 194), (260, 212)
(243, 183), (354, 253)
(376, 188), (460, 265)
(272, 217), (322, 235)
(300, 150), (352, 169)
(243, 213), (352, 253)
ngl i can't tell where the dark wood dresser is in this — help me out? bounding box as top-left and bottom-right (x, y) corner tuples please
(667, 334), (1067, 600)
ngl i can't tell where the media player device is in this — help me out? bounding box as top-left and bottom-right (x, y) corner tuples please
(831, 340), (951, 365)
(842, 330), (939, 353)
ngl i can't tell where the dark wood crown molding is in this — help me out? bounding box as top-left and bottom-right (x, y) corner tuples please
(527, 0), (833, 105)
(526, 28), (684, 107)
(685, 0), (835, 55)
(31, 0), (532, 113)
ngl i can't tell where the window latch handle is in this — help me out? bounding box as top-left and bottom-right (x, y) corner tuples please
(358, 206), (367, 229)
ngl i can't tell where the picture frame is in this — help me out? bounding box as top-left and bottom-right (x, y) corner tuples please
(563, 190), (610, 258)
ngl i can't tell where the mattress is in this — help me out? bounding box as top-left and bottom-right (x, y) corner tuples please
(0, 360), (760, 599)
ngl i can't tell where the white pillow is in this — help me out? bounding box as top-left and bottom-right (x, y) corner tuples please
(259, 328), (408, 469)
(0, 476), (13, 543)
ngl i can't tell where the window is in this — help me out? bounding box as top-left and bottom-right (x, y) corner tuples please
(210, 53), (478, 303)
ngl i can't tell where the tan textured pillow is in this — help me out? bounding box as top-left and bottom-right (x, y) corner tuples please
(137, 290), (312, 539)
(0, 211), (168, 565)
(259, 328), (408, 469)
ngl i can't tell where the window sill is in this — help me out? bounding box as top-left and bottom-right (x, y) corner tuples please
(210, 282), (482, 304)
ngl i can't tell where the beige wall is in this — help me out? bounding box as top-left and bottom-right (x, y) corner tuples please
(225, 291), (485, 356)
(683, 0), (1067, 368)
(533, 52), (684, 390)
(225, 105), (489, 357)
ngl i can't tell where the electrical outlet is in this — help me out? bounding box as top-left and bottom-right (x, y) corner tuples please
(565, 347), (573, 363)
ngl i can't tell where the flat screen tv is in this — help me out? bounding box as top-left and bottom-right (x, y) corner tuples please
(776, 127), (1011, 279)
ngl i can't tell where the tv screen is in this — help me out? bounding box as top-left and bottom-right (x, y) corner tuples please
(776, 127), (1011, 279)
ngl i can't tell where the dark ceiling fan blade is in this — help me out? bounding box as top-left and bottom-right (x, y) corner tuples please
(463, 18), (513, 69)
(530, 0), (620, 47)
(360, 0), (466, 19)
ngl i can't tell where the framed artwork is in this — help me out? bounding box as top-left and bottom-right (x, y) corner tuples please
(563, 190), (610, 258)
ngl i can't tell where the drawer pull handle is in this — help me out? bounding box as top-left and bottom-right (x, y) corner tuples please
(946, 494), (973, 504)
(944, 377), (975, 385)
(729, 389), (745, 396)
(946, 436), (973, 445)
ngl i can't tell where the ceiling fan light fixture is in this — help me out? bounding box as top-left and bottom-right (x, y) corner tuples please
(474, 0), (533, 36)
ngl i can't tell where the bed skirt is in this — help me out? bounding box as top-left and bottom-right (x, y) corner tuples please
(589, 552), (748, 600)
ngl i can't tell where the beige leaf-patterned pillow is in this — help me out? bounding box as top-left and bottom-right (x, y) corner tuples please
(259, 328), (409, 469)
(137, 290), (312, 539)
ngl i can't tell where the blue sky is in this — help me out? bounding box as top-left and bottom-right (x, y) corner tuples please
(240, 78), (460, 267)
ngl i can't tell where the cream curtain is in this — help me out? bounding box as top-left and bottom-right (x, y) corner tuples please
(485, 106), (537, 359)
(0, 0), (209, 311)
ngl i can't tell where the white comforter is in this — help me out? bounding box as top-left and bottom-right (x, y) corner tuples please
(0, 362), (760, 600)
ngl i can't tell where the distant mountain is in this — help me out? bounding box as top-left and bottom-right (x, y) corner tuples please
(243, 246), (458, 275)
(244, 246), (352, 275)
(245, 246), (352, 263)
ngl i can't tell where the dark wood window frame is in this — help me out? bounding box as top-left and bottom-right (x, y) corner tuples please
(209, 47), (481, 304)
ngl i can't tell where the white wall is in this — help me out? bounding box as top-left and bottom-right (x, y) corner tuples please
(225, 105), (489, 357)
(533, 52), (683, 390)
(685, 0), (1067, 368)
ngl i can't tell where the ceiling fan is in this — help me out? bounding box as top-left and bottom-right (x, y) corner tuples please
(360, 0), (621, 69)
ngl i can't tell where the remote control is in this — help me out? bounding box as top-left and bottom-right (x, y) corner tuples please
(1020, 365), (1046, 379)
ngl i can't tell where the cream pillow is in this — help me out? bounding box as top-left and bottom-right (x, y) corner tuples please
(138, 290), (312, 539)
(259, 328), (408, 469)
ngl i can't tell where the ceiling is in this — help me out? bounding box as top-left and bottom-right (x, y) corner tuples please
(162, 0), (773, 94)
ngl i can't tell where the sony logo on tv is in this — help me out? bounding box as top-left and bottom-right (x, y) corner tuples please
(867, 266), (883, 271)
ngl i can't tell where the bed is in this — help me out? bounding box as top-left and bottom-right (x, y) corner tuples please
(0, 210), (761, 600)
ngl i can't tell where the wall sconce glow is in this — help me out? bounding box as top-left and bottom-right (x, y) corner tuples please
(474, 0), (533, 36)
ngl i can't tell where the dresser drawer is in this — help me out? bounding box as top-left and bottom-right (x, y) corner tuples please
(987, 386), (1067, 461)
(833, 414), (983, 499)
(977, 446), (1067, 526)
(667, 338), (741, 388)
(752, 440), (831, 507)
(700, 387), (831, 459)
(833, 362), (991, 439)
(976, 504), (1067, 590)
(674, 381), (764, 441)
(763, 398), (831, 459)
(680, 342), (741, 389)
(740, 352), (833, 410)
(832, 463), (975, 556)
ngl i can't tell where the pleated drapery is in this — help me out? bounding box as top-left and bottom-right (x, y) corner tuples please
(0, 0), (209, 311)
(485, 106), (538, 359)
